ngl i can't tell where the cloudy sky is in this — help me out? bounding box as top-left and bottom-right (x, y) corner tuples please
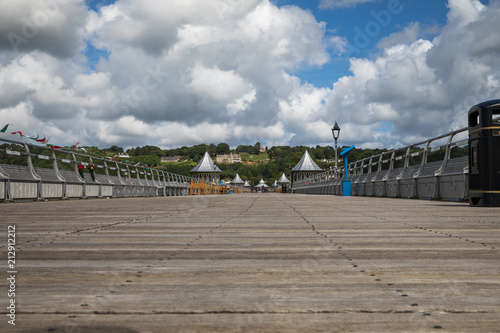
(0, 0), (498, 150)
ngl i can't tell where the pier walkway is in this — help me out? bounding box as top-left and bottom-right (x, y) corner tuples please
(1, 194), (499, 332)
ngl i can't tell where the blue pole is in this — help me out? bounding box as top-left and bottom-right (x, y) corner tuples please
(340, 145), (355, 196)
(344, 155), (349, 181)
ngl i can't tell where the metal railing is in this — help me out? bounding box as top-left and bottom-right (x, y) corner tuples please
(293, 126), (471, 201)
(0, 136), (191, 201)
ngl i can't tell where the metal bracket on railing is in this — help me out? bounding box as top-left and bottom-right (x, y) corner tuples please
(116, 162), (125, 185)
(0, 165), (8, 180)
(413, 140), (432, 178)
(72, 153), (85, 183)
(396, 146), (413, 180)
(366, 156), (373, 179)
(103, 160), (112, 184)
(434, 131), (457, 176)
(24, 143), (42, 182)
(382, 150), (398, 181)
(51, 148), (66, 182)
(24, 142), (44, 201)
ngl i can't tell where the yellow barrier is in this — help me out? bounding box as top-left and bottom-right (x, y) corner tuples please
(189, 181), (283, 195)
(189, 181), (256, 195)
(189, 181), (200, 195)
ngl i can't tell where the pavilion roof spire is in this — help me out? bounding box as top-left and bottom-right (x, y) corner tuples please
(277, 173), (290, 184)
(231, 173), (244, 184)
(190, 152), (221, 173)
(291, 150), (322, 172)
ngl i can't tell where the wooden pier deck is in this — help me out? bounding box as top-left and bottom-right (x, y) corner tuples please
(1, 194), (499, 332)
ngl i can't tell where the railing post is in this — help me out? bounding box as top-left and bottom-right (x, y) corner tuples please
(413, 140), (432, 178)
(383, 150), (397, 181)
(50, 147), (68, 199)
(435, 132), (456, 176)
(88, 157), (102, 198)
(160, 171), (167, 196)
(72, 153), (86, 199)
(396, 145), (413, 196)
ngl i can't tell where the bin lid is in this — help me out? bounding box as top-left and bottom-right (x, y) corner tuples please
(472, 99), (500, 109)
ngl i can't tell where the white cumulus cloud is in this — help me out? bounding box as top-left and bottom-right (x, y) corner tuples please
(0, 0), (499, 152)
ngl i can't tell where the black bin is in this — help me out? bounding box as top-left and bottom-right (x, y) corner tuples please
(468, 99), (500, 206)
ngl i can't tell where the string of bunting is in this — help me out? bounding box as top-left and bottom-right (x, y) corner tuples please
(2, 123), (50, 144)
(1, 123), (153, 169)
(1, 123), (87, 153)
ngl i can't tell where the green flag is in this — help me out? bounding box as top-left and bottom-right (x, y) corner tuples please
(0, 124), (10, 133)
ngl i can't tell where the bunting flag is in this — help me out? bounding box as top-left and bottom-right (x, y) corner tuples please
(10, 131), (23, 137)
(35, 136), (50, 144)
(64, 142), (80, 150)
(28, 133), (39, 140)
(46, 144), (63, 149)
(1, 124), (11, 133)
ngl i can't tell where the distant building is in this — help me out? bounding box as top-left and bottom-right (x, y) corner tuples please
(161, 156), (181, 163)
(118, 153), (130, 158)
(216, 153), (241, 164)
(260, 147), (265, 153)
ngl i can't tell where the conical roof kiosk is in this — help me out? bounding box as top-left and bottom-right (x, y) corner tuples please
(277, 172), (291, 193)
(290, 150), (323, 185)
(255, 178), (269, 188)
(231, 173), (245, 188)
(190, 152), (222, 185)
(277, 173), (290, 184)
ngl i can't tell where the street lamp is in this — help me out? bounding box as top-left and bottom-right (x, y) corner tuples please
(331, 121), (340, 176)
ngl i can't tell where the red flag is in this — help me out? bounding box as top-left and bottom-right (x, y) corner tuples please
(10, 131), (23, 137)
(65, 142), (81, 150)
(35, 137), (50, 144)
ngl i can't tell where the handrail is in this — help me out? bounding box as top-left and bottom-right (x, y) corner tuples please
(1, 135), (266, 199)
(0, 135), (193, 201)
(293, 125), (470, 200)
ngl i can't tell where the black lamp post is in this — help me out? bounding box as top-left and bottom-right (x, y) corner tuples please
(331, 121), (340, 176)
